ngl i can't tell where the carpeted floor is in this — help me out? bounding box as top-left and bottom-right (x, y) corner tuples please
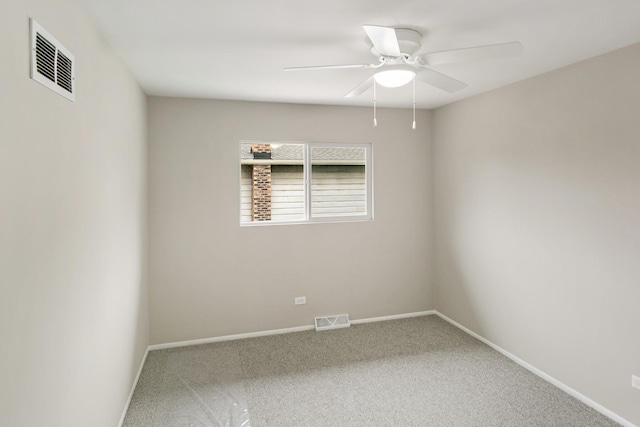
(123, 315), (618, 426)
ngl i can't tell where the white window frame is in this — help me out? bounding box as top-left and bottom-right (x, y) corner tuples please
(240, 141), (373, 226)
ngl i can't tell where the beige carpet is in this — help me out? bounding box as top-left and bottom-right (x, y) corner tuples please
(124, 315), (618, 426)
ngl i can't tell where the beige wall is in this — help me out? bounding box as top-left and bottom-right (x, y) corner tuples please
(433, 43), (640, 424)
(0, 0), (148, 426)
(148, 98), (433, 344)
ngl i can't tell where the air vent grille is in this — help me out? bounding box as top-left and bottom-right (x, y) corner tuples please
(56, 51), (73, 92)
(35, 33), (56, 82)
(315, 314), (350, 331)
(30, 19), (75, 101)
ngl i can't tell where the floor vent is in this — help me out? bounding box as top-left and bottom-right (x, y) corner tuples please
(30, 19), (75, 102)
(315, 314), (350, 331)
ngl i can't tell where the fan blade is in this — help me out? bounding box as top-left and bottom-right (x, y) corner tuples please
(285, 64), (373, 71)
(417, 68), (467, 93)
(344, 77), (374, 98)
(363, 25), (401, 57)
(418, 42), (523, 65)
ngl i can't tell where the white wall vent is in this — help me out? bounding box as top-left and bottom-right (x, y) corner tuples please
(30, 19), (75, 102)
(315, 314), (350, 331)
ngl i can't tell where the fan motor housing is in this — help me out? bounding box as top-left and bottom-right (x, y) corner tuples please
(371, 28), (422, 57)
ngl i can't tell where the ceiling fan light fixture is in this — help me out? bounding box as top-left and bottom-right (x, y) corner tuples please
(374, 65), (416, 88)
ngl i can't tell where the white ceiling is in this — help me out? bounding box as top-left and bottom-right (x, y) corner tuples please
(78, 0), (640, 109)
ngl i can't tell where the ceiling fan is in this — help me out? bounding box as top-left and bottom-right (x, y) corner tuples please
(285, 25), (523, 98)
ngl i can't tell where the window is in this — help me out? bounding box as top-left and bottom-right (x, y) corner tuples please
(240, 141), (373, 225)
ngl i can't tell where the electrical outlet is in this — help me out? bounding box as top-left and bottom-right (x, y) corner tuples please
(294, 296), (306, 305)
(632, 375), (640, 390)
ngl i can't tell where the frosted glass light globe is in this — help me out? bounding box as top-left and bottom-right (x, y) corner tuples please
(374, 66), (416, 88)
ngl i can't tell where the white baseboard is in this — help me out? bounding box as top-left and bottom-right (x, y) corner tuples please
(118, 347), (149, 427)
(350, 310), (436, 325)
(434, 311), (636, 427)
(148, 325), (316, 351)
(148, 310), (436, 351)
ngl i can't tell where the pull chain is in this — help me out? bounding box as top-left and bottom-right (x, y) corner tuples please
(412, 77), (416, 130)
(373, 80), (378, 127)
